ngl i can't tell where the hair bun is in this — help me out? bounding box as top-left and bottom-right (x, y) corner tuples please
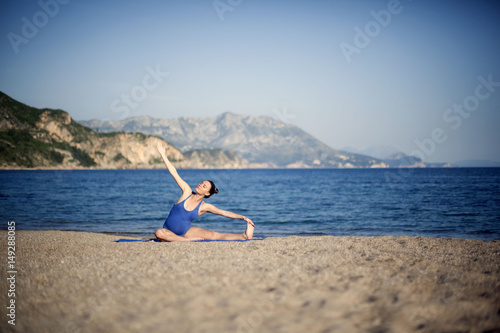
(206, 180), (218, 198)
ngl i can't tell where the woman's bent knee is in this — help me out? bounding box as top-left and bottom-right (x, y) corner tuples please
(155, 228), (172, 241)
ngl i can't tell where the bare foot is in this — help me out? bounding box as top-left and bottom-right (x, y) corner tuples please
(243, 222), (254, 240)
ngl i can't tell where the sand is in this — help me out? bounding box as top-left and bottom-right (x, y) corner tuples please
(1, 230), (499, 333)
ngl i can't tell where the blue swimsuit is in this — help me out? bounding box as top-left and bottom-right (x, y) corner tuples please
(163, 194), (202, 236)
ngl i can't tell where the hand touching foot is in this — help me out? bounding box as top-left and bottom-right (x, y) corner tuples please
(243, 219), (255, 240)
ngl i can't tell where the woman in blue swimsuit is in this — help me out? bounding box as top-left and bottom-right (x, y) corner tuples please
(155, 141), (255, 242)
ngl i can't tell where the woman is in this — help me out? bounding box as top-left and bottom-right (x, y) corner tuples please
(155, 141), (255, 242)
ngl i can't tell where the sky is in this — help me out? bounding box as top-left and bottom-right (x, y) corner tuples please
(1, 0), (499, 163)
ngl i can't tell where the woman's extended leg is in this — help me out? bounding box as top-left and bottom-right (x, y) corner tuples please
(155, 228), (204, 242)
(185, 223), (254, 241)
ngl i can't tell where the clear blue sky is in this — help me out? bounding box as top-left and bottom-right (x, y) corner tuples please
(1, 0), (499, 163)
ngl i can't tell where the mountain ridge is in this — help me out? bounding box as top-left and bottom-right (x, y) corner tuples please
(82, 113), (389, 168)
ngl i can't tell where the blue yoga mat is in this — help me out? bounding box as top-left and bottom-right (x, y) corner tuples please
(114, 238), (264, 243)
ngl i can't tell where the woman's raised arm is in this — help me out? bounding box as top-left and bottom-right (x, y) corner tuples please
(156, 140), (191, 193)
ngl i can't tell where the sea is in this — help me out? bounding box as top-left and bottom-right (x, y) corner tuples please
(1, 168), (499, 241)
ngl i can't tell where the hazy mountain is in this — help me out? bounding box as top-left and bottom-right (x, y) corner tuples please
(343, 145), (402, 160)
(453, 160), (500, 167)
(82, 113), (388, 168)
(382, 152), (425, 168)
(343, 145), (428, 167)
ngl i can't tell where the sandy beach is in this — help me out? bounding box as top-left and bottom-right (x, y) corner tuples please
(1, 230), (499, 333)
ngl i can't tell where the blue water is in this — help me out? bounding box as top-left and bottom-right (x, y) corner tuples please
(1, 168), (499, 240)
